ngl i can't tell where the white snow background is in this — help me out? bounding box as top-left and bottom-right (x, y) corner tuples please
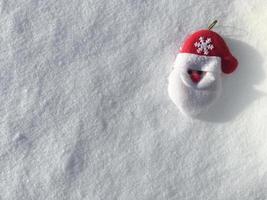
(0, 0), (267, 199)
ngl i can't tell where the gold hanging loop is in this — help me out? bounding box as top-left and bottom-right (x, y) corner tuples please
(208, 20), (218, 30)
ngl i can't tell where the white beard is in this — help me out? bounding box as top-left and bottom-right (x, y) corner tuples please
(168, 53), (222, 117)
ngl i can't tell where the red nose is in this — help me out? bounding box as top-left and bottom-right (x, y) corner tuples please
(188, 70), (203, 83)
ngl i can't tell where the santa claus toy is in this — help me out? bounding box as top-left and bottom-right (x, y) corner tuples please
(168, 21), (238, 117)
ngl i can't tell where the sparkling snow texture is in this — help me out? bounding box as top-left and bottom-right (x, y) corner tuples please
(0, 0), (267, 199)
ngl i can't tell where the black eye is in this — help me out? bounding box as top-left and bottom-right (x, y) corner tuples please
(197, 70), (203, 75)
(187, 69), (192, 74)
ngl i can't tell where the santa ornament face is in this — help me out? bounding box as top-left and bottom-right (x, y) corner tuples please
(168, 24), (238, 117)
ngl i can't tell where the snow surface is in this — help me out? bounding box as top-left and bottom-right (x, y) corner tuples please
(0, 0), (267, 199)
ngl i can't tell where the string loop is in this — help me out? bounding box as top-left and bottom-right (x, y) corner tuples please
(208, 20), (218, 30)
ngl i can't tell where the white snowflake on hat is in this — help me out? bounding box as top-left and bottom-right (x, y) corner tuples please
(194, 37), (214, 55)
(168, 21), (238, 117)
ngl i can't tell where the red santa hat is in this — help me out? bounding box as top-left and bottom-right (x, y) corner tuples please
(179, 29), (238, 74)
